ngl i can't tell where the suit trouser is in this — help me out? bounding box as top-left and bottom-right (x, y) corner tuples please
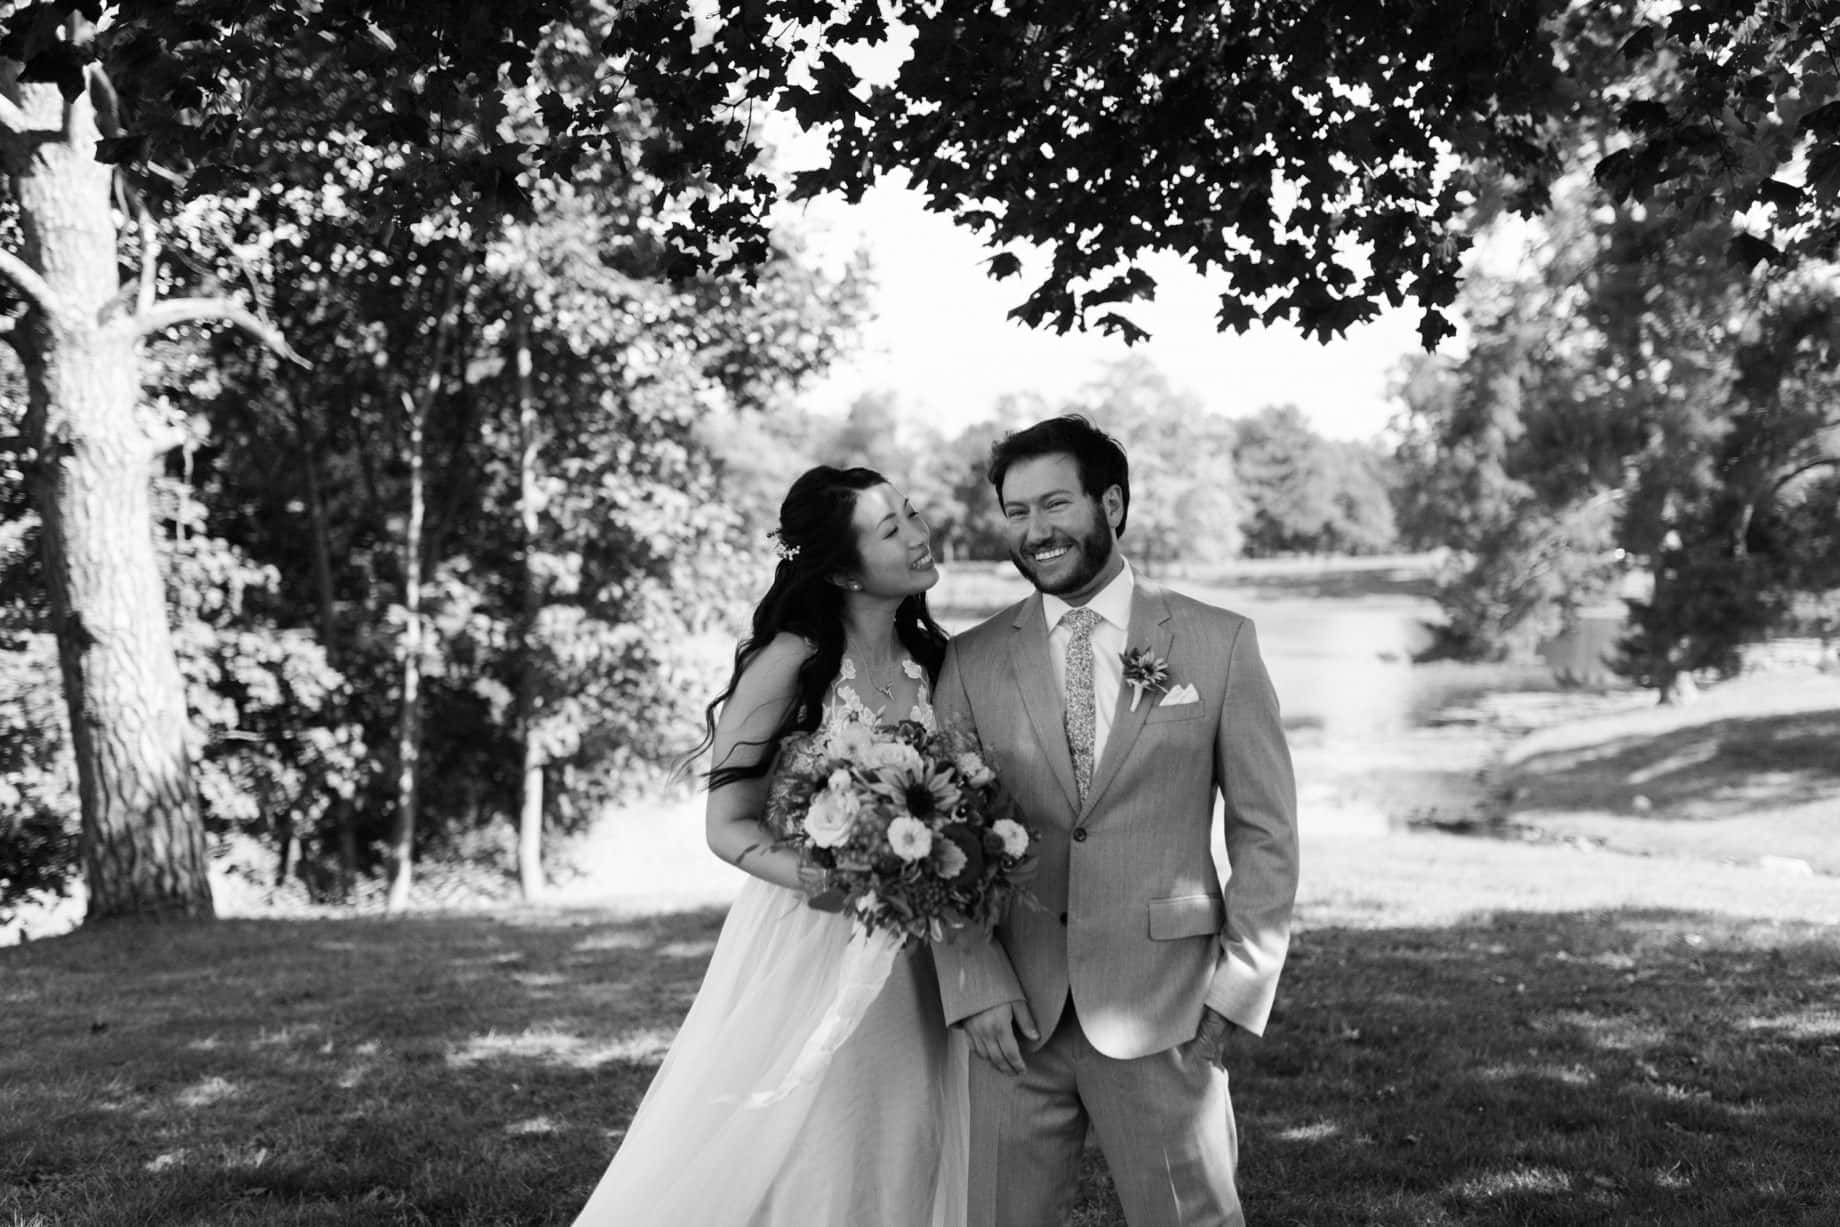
(966, 1000), (1242, 1227)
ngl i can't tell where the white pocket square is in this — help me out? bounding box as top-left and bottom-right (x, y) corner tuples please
(1159, 683), (1200, 706)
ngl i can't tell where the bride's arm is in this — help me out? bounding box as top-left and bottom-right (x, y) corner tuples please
(705, 632), (821, 893)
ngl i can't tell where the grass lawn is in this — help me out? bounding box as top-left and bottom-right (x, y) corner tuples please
(6, 831), (1837, 1227)
(1504, 672), (1840, 874)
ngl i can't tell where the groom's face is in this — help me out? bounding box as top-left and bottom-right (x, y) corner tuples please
(999, 454), (1122, 600)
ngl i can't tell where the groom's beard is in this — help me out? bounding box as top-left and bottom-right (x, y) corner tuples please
(1010, 525), (1115, 597)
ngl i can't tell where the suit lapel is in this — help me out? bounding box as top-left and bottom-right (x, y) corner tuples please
(1009, 594), (1081, 814)
(1084, 581), (1174, 812)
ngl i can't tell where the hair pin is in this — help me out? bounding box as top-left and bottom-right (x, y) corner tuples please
(768, 529), (800, 562)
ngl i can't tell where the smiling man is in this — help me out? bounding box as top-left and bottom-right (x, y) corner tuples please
(932, 415), (1300, 1227)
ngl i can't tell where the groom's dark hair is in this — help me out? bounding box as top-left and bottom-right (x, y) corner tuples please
(988, 415), (1131, 537)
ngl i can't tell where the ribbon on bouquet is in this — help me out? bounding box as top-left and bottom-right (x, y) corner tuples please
(739, 923), (905, 1108)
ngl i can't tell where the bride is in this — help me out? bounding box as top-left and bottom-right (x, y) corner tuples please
(572, 465), (969, 1226)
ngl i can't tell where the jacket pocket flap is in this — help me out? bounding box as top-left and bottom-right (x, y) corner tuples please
(1147, 893), (1225, 941)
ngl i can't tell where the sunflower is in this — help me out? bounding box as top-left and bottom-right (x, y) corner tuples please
(872, 762), (961, 820)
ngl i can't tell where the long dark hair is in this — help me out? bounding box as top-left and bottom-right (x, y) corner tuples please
(690, 465), (950, 790)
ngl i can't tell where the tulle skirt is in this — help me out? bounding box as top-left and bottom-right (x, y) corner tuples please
(573, 877), (969, 1226)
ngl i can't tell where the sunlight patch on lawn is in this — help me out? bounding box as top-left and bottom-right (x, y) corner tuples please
(513, 972), (572, 988)
(453, 951), (529, 968)
(505, 1115), (560, 1135)
(220, 1142), (272, 1170)
(1475, 1061), (1597, 1087)
(176, 1075), (240, 1108)
(573, 931), (653, 952)
(1450, 1165), (1573, 1198)
(1539, 1010), (1669, 1051)
(1742, 1011), (1840, 1040)
(1274, 1120), (1342, 1143)
(1626, 739), (1721, 784)
(1712, 771), (1824, 803)
(145, 1149), (190, 1173)
(447, 1026), (675, 1069)
(657, 940), (717, 960)
(251, 1024), (324, 1048)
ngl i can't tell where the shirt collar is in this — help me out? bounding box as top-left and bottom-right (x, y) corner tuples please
(1042, 558), (1135, 633)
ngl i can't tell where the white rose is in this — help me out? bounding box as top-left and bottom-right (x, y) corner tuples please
(803, 785), (859, 848)
(826, 722), (875, 762)
(826, 768), (853, 793)
(887, 816), (934, 863)
(865, 741), (924, 774)
(992, 818), (1030, 860)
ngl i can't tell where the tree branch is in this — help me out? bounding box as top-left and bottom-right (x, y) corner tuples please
(87, 64), (122, 139)
(1768, 456), (1840, 500)
(132, 297), (311, 367)
(0, 248), (66, 318)
(137, 206), (159, 314)
(0, 95), (28, 136)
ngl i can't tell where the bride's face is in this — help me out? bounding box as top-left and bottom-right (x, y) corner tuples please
(845, 483), (939, 600)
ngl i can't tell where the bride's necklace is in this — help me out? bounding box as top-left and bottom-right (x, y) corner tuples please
(848, 640), (906, 702)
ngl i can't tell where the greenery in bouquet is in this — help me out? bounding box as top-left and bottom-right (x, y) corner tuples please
(765, 719), (1034, 946)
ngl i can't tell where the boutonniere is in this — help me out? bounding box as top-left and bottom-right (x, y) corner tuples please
(1121, 645), (1172, 712)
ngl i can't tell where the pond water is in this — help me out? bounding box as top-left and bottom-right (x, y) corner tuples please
(931, 562), (1563, 837)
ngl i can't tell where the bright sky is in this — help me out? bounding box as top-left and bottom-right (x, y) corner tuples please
(795, 182), (1428, 442)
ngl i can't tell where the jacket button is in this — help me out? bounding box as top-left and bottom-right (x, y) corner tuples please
(1058, 912), (1068, 926)
(1072, 827), (1088, 842)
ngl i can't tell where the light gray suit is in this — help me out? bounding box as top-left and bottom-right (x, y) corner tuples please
(934, 576), (1299, 1226)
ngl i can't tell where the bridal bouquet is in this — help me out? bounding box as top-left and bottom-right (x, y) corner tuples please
(766, 718), (1034, 947)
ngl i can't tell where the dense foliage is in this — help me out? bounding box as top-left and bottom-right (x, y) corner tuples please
(7, 0), (1840, 920)
(1393, 3), (1840, 695)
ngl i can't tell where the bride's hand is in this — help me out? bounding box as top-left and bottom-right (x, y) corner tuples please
(1007, 851), (1041, 888)
(798, 864), (847, 912)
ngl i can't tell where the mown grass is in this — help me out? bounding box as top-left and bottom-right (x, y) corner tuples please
(1505, 672), (1840, 874)
(6, 834), (1837, 1226)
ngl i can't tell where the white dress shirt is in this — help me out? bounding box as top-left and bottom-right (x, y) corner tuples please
(1041, 560), (1135, 768)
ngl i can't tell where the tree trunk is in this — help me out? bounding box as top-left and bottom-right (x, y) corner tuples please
(513, 305), (546, 903)
(383, 385), (427, 914)
(2, 66), (213, 921)
(384, 265), (468, 913)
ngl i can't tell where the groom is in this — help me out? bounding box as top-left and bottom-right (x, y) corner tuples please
(933, 416), (1300, 1226)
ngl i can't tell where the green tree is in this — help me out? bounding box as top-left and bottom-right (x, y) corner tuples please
(1232, 405), (1398, 557)
(0, 31), (304, 921)
(1068, 357), (1243, 571)
(10, 0), (1840, 911)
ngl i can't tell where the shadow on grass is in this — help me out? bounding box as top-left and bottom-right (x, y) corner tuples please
(4, 906), (1836, 1226)
(1513, 709), (1840, 820)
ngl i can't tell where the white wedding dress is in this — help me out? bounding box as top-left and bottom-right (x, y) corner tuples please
(572, 657), (969, 1227)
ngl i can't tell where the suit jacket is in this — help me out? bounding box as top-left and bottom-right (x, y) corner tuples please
(933, 576), (1300, 1060)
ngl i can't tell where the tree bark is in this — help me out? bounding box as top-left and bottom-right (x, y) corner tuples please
(513, 304), (546, 903)
(384, 264), (469, 913)
(383, 382), (426, 913)
(2, 65), (213, 920)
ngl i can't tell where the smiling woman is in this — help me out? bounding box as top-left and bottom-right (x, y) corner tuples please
(567, 463), (968, 1226)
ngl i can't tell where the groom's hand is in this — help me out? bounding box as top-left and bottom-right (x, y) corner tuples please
(962, 999), (1039, 1076)
(1194, 1007), (1254, 1069)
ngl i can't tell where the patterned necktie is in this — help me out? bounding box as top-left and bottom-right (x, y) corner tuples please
(1061, 607), (1101, 805)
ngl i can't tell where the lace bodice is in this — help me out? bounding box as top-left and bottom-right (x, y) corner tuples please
(825, 655), (936, 733)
